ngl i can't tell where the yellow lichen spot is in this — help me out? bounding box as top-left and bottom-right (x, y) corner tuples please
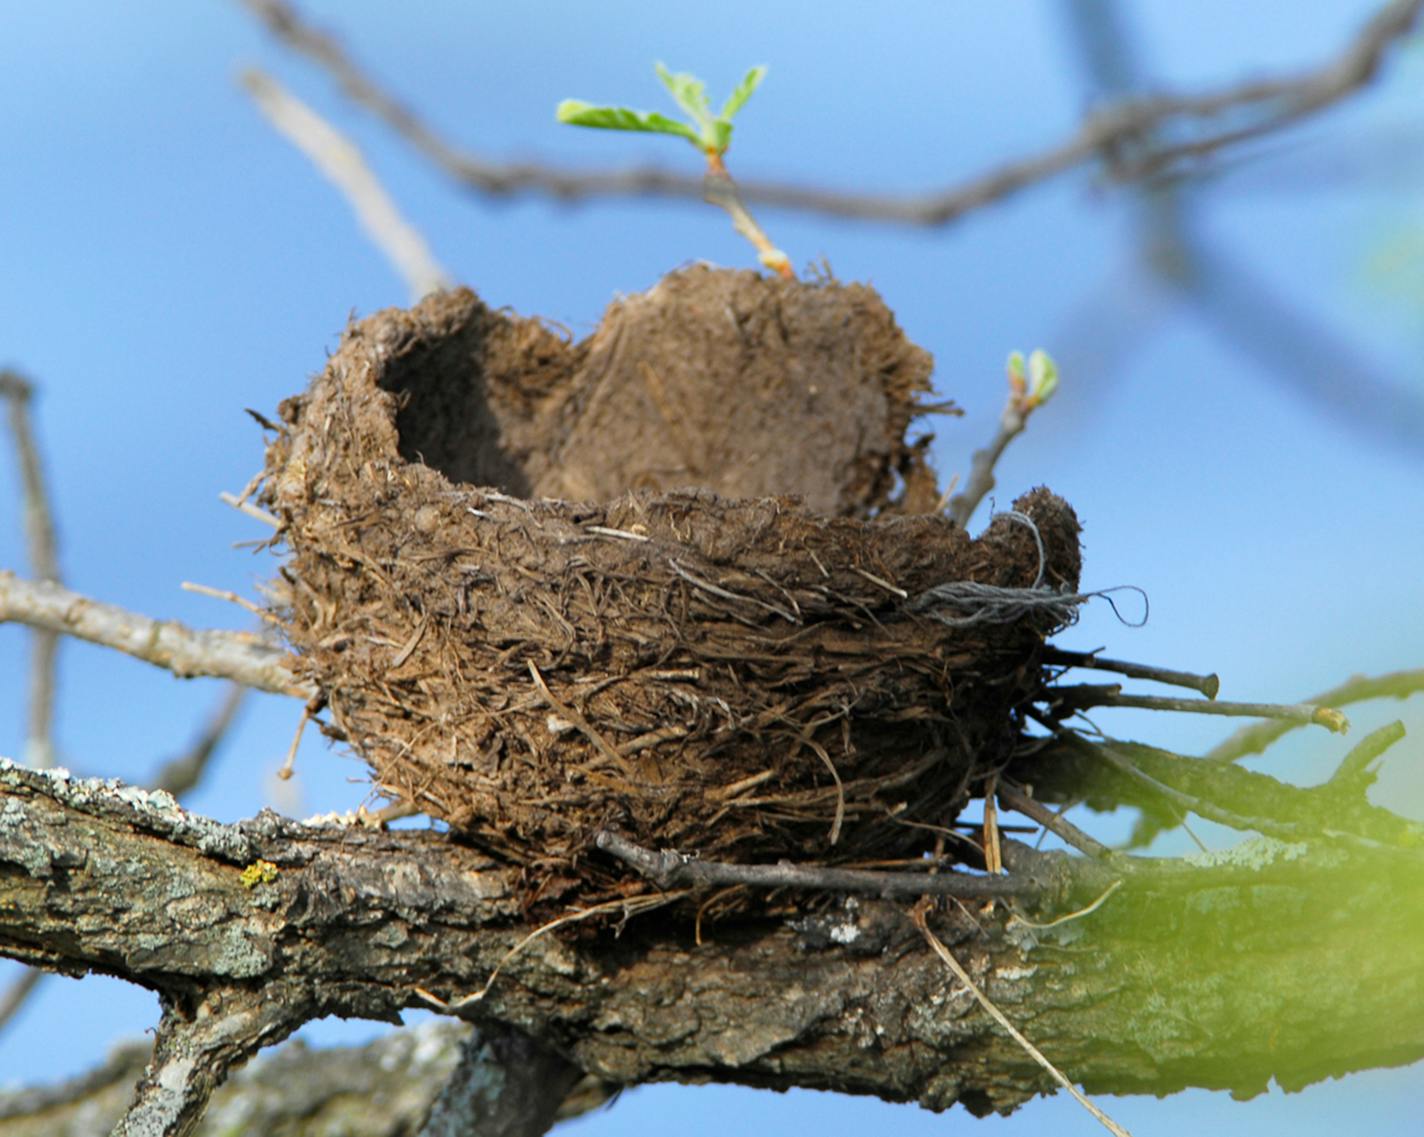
(240, 859), (280, 890)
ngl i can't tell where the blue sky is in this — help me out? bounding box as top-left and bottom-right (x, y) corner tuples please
(1, 2), (1421, 1132)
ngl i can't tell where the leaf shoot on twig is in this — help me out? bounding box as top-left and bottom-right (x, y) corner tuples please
(946, 349), (1061, 527)
(557, 63), (792, 277)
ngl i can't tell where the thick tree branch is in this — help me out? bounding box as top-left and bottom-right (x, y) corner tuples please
(3, 758), (1422, 1132)
(417, 1022), (582, 1137)
(239, 0), (1423, 225)
(114, 982), (308, 1137)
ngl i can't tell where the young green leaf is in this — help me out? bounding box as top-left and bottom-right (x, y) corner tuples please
(720, 65), (768, 120)
(655, 62), (714, 131)
(1006, 350), (1026, 393)
(555, 100), (702, 147)
(1028, 349), (1060, 405)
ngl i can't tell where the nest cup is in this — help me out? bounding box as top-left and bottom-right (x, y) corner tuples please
(260, 267), (1082, 907)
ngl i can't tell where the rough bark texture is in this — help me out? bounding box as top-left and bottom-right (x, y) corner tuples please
(3, 759), (1422, 1131)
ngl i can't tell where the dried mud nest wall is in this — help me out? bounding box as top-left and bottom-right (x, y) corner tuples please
(260, 268), (1083, 905)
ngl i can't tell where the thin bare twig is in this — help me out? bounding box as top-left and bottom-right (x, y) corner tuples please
(595, 829), (1045, 899)
(1059, 0), (1424, 455)
(1043, 648), (1219, 699)
(997, 782), (1114, 860)
(239, 68), (451, 301)
(181, 580), (274, 621)
(1206, 669), (1424, 763)
(151, 684), (249, 798)
(946, 380), (1046, 527)
(0, 571), (309, 698)
(0, 966), (45, 1037)
(1059, 685), (1348, 732)
(219, 490), (279, 528)
(1, 371), (63, 769)
(240, 0), (1422, 226)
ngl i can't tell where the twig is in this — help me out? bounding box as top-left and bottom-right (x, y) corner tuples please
(945, 387), (1034, 528)
(1, 370), (63, 768)
(703, 160), (793, 278)
(997, 782), (1114, 860)
(911, 906), (1135, 1137)
(181, 580), (274, 621)
(1060, 1), (1424, 456)
(1069, 734), (1401, 848)
(1006, 880), (1124, 932)
(1206, 669), (1424, 763)
(239, 68), (451, 301)
(151, 684), (249, 797)
(239, 0), (1421, 226)
(1061, 686), (1348, 732)
(1116, 0), (1424, 182)
(1328, 720), (1407, 791)
(219, 490), (279, 528)
(0, 966), (44, 1037)
(1043, 648), (1219, 699)
(276, 700), (313, 781)
(595, 829), (1047, 899)
(0, 571), (310, 698)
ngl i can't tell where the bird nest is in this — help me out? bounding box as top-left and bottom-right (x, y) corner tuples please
(258, 267), (1083, 910)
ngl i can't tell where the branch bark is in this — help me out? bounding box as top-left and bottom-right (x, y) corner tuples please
(2, 758), (1421, 1133)
(0, 572), (307, 697)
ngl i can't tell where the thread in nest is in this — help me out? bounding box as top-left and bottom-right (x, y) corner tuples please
(912, 511), (1148, 629)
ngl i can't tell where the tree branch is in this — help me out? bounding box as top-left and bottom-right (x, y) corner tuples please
(417, 1022), (581, 1137)
(1, 370), (63, 770)
(239, 68), (452, 301)
(0, 1022), (473, 1136)
(239, 0), (1423, 225)
(594, 829), (1077, 900)
(0, 572), (308, 697)
(3, 757), (1422, 1130)
(1205, 668), (1424, 763)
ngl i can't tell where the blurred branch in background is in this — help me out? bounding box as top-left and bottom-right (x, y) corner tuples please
(0, 373), (251, 1050)
(240, 0), (1424, 453)
(240, 69), (451, 301)
(0, 370), (66, 1040)
(1, 371), (63, 770)
(1205, 667), (1424, 763)
(150, 683), (248, 798)
(1055, 0), (1424, 453)
(239, 0), (1423, 224)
